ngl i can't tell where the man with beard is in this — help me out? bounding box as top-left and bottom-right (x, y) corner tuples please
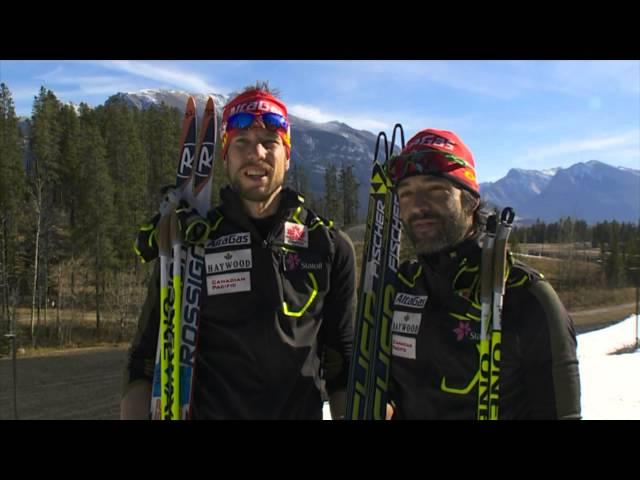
(385, 128), (581, 419)
(121, 83), (355, 420)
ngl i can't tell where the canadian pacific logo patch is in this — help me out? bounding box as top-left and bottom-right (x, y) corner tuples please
(207, 272), (251, 296)
(392, 335), (416, 359)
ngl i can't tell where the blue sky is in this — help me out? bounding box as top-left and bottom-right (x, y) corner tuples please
(1, 60), (638, 182)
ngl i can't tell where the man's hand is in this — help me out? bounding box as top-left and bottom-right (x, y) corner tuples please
(386, 403), (394, 420)
(120, 381), (152, 420)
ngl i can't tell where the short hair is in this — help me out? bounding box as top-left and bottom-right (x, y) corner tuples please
(224, 81), (282, 107)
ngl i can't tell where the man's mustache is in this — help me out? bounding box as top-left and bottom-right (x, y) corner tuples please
(407, 213), (441, 225)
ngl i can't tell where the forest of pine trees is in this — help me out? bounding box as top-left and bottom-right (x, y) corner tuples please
(0, 85), (213, 348)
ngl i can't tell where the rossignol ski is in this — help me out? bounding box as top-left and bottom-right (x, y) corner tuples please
(150, 96), (217, 420)
(177, 96), (216, 419)
(346, 124), (404, 420)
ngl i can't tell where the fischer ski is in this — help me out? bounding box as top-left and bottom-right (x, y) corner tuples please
(346, 124), (404, 420)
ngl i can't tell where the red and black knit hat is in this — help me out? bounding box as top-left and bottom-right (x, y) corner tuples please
(387, 128), (479, 196)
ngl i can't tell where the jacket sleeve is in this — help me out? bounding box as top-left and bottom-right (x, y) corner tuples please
(122, 263), (161, 396)
(519, 279), (582, 419)
(321, 228), (356, 395)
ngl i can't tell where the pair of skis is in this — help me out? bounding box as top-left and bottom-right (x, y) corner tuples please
(477, 207), (515, 420)
(346, 124), (405, 420)
(151, 96), (217, 420)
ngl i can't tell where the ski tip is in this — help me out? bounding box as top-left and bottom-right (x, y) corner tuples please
(390, 124), (405, 152)
(374, 131), (389, 165)
(204, 97), (216, 120)
(186, 96), (196, 112)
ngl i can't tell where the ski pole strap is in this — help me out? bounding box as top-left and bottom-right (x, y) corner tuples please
(176, 200), (211, 245)
(493, 208), (515, 307)
(134, 213), (161, 263)
(134, 199), (214, 263)
(159, 185), (182, 216)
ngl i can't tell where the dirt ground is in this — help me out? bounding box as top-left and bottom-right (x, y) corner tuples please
(1, 303), (636, 420)
(572, 302), (637, 333)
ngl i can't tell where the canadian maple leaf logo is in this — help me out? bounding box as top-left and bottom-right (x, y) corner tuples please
(287, 225), (305, 241)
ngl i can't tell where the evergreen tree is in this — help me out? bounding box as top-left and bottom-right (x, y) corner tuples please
(324, 162), (340, 223)
(605, 222), (625, 287)
(28, 87), (64, 345)
(101, 99), (147, 269)
(0, 83), (25, 337)
(77, 105), (115, 337)
(141, 103), (182, 213)
(339, 164), (359, 227)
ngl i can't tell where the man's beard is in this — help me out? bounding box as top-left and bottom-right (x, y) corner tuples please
(404, 208), (472, 256)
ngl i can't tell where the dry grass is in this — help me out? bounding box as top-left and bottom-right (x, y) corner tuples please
(2, 238), (635, 356)
(518, 243), (601, 261)
(351, 237), (637, 328)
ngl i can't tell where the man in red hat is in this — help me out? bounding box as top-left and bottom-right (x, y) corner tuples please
(385, 128), (581, 419)
(122, 83), (355, 420)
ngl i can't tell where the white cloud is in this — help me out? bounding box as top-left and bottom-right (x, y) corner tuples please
(97, 61), (223, 94)
(289, 102), (473, 137)
(520, 129), (640, 162)
(289, 104), (334, 123)
(37, 65), (65, 80)
(289, 103), (389, 131)
(54, 83), (142, 97)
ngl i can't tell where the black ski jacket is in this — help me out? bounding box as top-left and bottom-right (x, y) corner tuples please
(125, 187), (355, 419)
(389, 235), (581, 419)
